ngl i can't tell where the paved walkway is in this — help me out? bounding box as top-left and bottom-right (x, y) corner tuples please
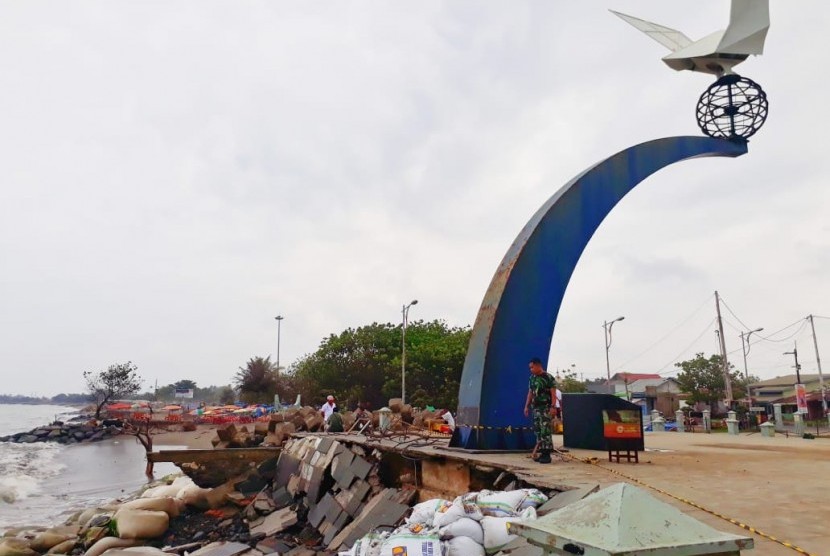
(492, 432), (830, 556)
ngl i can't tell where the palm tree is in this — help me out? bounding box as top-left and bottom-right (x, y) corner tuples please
(233, 356), (278, 404)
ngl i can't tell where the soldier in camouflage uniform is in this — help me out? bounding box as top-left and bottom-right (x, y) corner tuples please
(524, 357), (557, 464)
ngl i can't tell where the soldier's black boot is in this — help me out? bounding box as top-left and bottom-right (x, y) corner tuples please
(537, 450), (552, 464)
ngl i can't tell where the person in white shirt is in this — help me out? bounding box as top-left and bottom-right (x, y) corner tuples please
(320, 395), (337, 421)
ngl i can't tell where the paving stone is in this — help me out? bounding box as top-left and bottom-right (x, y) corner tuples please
(323, 510), (350, 546)
(249, 507), (299, 536)
(189, 541), (251, 556)
(536, 484), (600, 515)
(350, 456), (373, 480)
(310, 493), (337, 528)
(257, 457), (278, 481)
(327, 489), (410, 551)
(255, 538), (294, 555)
(286, 474), (302, 497)
(275, 453), (301, 487)
(306, 466), (326, 503)
(344, 482), (371, 516)
(271, 486), (293, 510)
(236, 474), (268, 496)
(316, 437), (334, 454)
(284, 548), (316, 556)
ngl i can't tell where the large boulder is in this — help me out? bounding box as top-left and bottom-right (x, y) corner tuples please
(388, 398), (404, 413)
(304, 413), (324, 432)
(215, 424), (237, 442)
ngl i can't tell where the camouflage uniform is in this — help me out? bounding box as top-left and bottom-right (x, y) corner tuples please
(528, 373), (556, 451)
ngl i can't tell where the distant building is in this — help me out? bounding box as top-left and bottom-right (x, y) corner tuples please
(749, 374), (828, 420)
(585, 373), (684, 415)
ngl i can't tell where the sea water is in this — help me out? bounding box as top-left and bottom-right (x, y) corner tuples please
(0, 404), (180, 531)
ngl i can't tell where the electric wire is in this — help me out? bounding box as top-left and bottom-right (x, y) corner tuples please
(656, 317), (718, 374)
(611, 293), (714, 373)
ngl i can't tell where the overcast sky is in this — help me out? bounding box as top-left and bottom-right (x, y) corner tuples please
(1, 1), (829, 396)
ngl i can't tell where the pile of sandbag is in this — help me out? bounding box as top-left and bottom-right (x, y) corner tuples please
(340, 488), (548, 556)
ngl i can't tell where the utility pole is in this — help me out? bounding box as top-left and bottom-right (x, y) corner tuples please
(784, 342), (802, 383)
(807, 315), (827, 414)
(714, 291), (733, 403)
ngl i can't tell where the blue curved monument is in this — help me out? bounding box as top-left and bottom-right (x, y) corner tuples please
(451, 136), (748, 450)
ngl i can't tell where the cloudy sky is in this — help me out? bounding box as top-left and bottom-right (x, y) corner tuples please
(1, 1), (829, 396)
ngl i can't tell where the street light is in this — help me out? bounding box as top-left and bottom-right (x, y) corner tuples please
(603, 316), (625, 382)
(740, 327), (763, 409)
(401, 300), (418, 404)
(274, 315), (284, 372)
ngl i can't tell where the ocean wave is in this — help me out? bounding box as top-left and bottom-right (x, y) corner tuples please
(0, 442), (65, 504)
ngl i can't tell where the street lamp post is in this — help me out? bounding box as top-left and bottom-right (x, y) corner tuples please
(274, 315), (284, 372)
(401, 300), (418, 405)
(740, 327), (763, 412)
(603, 316), (625, 382)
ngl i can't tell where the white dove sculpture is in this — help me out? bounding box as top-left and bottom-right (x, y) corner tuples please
(611, 0), (769, 77)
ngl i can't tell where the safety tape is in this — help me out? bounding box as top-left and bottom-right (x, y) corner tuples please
(457, 425), (534, 433)
(560, 451), (818, 556)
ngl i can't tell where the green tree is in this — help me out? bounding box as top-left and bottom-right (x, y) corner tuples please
(291, 320), (471, 411)
(234, 356), (278, 404)
(218, 385), (236, 405)
(557, 369), (587, 393)
(84, 362), (143, 419)
(674, 353), (744, 413)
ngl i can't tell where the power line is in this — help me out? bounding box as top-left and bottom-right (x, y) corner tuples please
(612, 293), (714, 372)
(656, 317), (718, 375)
(718, 296), (754, 331)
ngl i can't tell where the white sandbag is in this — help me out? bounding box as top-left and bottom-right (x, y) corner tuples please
(481, 516), (519, 554)
(0, 538), (37, 556)
(100, 548), (168, 556)
(476, 490), (527, 517)
(408, 499), (449, 526)
(379, 532), (441, 556)
(83, 537), (140, 556)
(432, 500), (465, 527)
(446, 536), (485, 556)
(439, 517), (483, 545)
(452, 492), (484, 521)
(176, 483), (215, 510)
(121, 497), (182, 518)
(112, 509), (169, 540)
(29, 531), (75, 552)
(519, 506), (537, 521)
(348, 532), (385, 556)
(140, 484), (179, 499)
(517, 488), (548, 510)
(171, 476), (193, 488)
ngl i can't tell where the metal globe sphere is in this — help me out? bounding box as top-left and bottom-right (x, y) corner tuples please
(696, 74), (769, 140)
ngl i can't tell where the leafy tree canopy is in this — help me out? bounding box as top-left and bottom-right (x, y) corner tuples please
(84, 362), (143, 418)
(234, 356), (287, 405)
(674, 353), (751, 411)
(290, 320), (470, 411)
